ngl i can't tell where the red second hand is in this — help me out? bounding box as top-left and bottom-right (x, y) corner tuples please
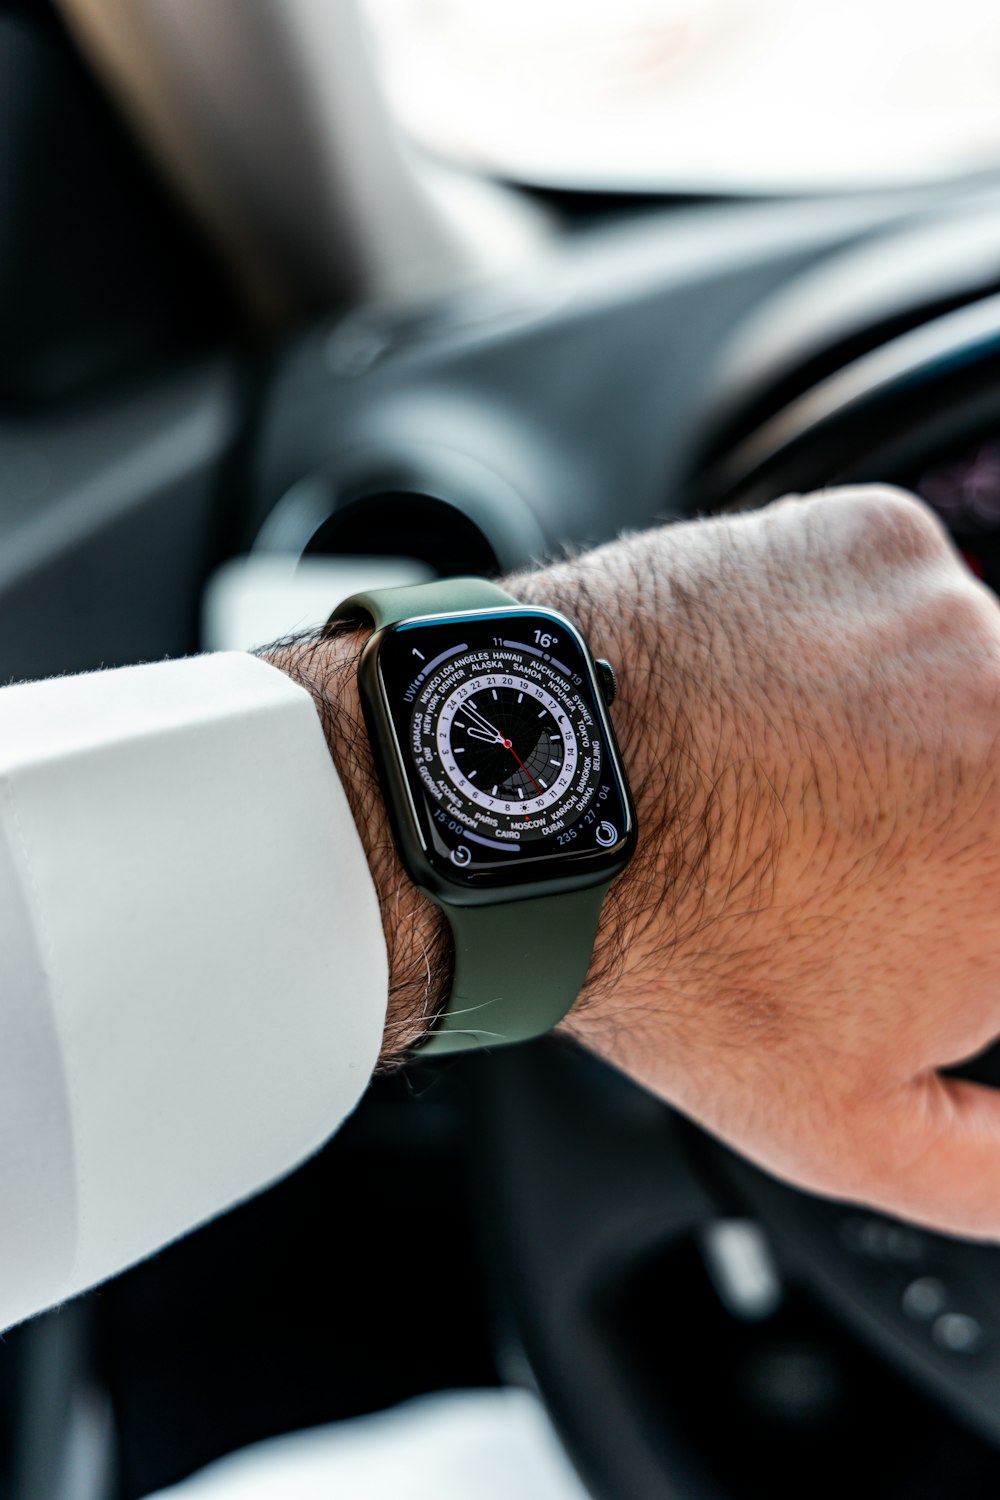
(503, 738), (545, 802)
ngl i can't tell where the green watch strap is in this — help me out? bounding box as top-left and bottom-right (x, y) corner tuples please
(420, 884), (608, 1055)
(330, 576), (520, 630)
(329, 577), (613, 1056)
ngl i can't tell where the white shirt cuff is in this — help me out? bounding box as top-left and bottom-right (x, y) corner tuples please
(0, 652), (387, 1328)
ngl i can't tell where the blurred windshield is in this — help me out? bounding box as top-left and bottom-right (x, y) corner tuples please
(362, 0), (1000, 194)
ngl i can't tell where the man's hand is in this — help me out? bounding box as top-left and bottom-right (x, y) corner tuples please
(518, 485), (1000, 1239)
(279, 484), (1000, 1239)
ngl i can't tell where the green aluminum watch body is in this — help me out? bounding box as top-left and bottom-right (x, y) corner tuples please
(330, 577), (635, 1055)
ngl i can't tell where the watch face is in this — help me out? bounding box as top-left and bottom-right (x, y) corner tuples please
(367, 608), (635, 893)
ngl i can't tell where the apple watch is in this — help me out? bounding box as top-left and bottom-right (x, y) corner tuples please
(329, 577), (637, 1055)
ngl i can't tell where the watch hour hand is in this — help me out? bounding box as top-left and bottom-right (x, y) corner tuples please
(462, 702), (503, 740)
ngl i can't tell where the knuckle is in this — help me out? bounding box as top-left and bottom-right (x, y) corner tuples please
(802, 484), (950, 566)
(922, 581), (1000, 657)
(834, 485), (950, 561)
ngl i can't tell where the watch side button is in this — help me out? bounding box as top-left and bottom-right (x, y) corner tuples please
(596, 658), (617, 706)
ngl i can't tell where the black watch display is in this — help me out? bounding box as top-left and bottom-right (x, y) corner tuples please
(372, 604), (633, 894)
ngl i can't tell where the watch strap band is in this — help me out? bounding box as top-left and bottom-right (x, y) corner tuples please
(329, 576), (520, 631)
(328, 577), (613, 1056)
(422, 884), (608, 1055)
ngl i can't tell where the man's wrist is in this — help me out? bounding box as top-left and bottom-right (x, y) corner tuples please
(264, 552), (674, 1067)
(264, 629), (452, 1068)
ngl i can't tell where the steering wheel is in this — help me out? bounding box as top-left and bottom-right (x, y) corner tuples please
(470, 292), (1000, 1500)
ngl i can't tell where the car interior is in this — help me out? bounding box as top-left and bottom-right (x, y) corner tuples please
(8, 3), (1000, 1497)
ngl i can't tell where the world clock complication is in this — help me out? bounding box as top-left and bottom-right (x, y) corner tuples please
(436, 674), (576, 816)
(372, 610), (634, 888)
